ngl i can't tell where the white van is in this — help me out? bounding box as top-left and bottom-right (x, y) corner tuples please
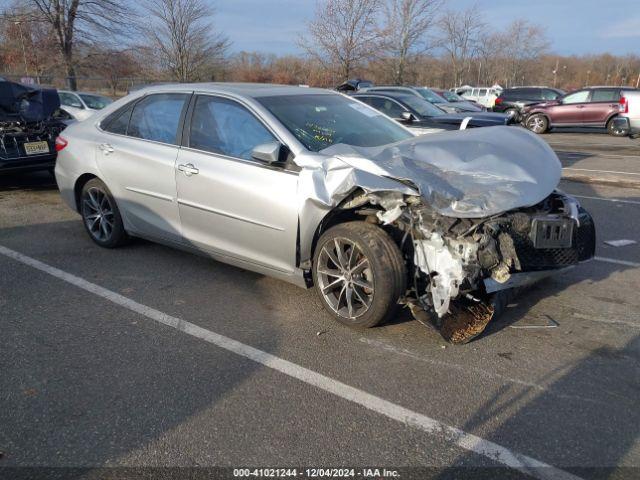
(460, 86), (502, 108)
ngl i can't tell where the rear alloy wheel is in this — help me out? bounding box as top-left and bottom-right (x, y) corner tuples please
(525, 114), (548, 134)
(607, 116), (626, 137)
(313, 222), (406, 328)
(80, 178), (129, 248)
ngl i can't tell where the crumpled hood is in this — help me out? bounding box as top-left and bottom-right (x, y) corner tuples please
(0, 80), (60, 123)
(319, 125), (561, 218)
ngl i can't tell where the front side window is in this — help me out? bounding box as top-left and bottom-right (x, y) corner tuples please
(128, 93), (188, 145)
(399, 95), (445, 117)
(189, 96), (276, 160)
(258, 94), (412, 152)
(590, 89), (619, 102)
(563, 91), (590, 104)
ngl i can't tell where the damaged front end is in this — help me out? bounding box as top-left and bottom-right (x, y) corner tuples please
(298, 127), (596, 343)
(367, 190), (595, 343)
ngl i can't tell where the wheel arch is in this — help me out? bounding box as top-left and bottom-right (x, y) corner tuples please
(73, 173), (98, 212)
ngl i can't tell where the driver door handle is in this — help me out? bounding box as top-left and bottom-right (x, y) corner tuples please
(178, 163), (199, 176)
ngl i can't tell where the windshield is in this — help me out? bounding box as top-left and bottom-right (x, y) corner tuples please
(257, 94), (413, 152)
(400, 95), (446, 117)
(441, 91), (464, 102)
(79, 93), (113, 110)
(415, 88), (446, 104)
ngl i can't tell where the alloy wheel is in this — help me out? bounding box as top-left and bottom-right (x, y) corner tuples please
(316, 237), (374, 319)
(82, 187), (115, 242)
(527, 115), (546, 133)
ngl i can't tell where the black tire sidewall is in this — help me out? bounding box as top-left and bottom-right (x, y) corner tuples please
(312, 221), (406, 329)
(607, 117), (625, 137)
(80, 178), (128, 248)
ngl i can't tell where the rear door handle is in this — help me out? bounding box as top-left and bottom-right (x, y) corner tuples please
(178, 163), (199, 176)
(99, 143), (114, 154)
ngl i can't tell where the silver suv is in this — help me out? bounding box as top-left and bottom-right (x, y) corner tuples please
(55, 83), (595, 343)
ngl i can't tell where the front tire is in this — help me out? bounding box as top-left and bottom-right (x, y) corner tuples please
(80, 178), (129, 248)
(312, 222), (406, 328)
(525, 114), (549, 134)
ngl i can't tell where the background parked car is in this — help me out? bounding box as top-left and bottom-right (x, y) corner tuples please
(493, 87), (565, 122)
(58, 90), (114, 120)
(613, 91), (640, 138)
(335, 78), (374, 92)
(360, 86), (457, 113)
(459, 86), (502, 108)
(430, 88), (486, 111)
(353, 91), (512, 134)
(523, 86), (639, 136)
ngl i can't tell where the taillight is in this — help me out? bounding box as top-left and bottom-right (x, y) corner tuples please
(55, 136), (68, 151)
(619, 96), (628, 114)
(494, 97), (503, 105)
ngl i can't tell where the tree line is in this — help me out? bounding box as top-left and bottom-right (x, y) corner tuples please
(1, 0), (639, 93)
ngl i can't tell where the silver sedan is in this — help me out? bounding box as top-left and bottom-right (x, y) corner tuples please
(55, 83), (595, 343)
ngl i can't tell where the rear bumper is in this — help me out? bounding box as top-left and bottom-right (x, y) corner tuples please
(612, 116), (639, 138)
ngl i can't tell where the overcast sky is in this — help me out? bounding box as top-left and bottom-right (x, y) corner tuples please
(214, 0), (640, 56)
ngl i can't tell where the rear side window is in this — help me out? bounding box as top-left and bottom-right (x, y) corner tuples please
(591, 89), (619, 102)
(128, 93), (189, 145)
(363, 96), (406, 118)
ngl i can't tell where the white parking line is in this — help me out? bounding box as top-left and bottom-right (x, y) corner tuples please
(595, 256), (640, 268)
(571, 194), (640, 206)
(0, 244), (581, 480)
(563, 167), (640, 176)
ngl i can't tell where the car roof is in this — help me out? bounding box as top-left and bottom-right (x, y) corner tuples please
(354, 91), (415, 101)
(133, 82), (333, 98)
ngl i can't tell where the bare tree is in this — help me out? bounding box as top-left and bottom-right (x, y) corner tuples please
(437, 6), (485, 87)
(143, 0), (229, 82)
(27, 0), (131, 90)
(380, 0), (442, 84)
(499, 20), (549, 86)
(299, 0), (381, 81)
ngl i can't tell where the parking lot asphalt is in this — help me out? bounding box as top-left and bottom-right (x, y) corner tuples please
(1, 132), (639, 480)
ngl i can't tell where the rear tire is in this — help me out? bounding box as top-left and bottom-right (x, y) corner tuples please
(525, 114), (548, 134)
(312, 222), (407, 329)
(80, 178), (129, 248)
(607, 116), (626, 137)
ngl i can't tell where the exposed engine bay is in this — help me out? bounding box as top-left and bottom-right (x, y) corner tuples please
(334, 188), (595, 343)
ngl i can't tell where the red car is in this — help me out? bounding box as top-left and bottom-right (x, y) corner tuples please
(523, 86), (638, 136)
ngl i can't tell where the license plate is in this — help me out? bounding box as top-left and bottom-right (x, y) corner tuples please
(24, 141), (50, 155)
(531, 217), (574, 249)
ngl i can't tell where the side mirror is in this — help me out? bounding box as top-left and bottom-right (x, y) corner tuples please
(400, 111), (415, 122)
(251, 141), (283, 164)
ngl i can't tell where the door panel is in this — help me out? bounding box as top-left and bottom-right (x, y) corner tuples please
(97, 137), (182, 242)
(95, 92), (190, 243)
(176, 94), (299, 273)
(176, 149), (298, 273)
(582, 89), (619, 125)
(550, 90), (590, 124)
